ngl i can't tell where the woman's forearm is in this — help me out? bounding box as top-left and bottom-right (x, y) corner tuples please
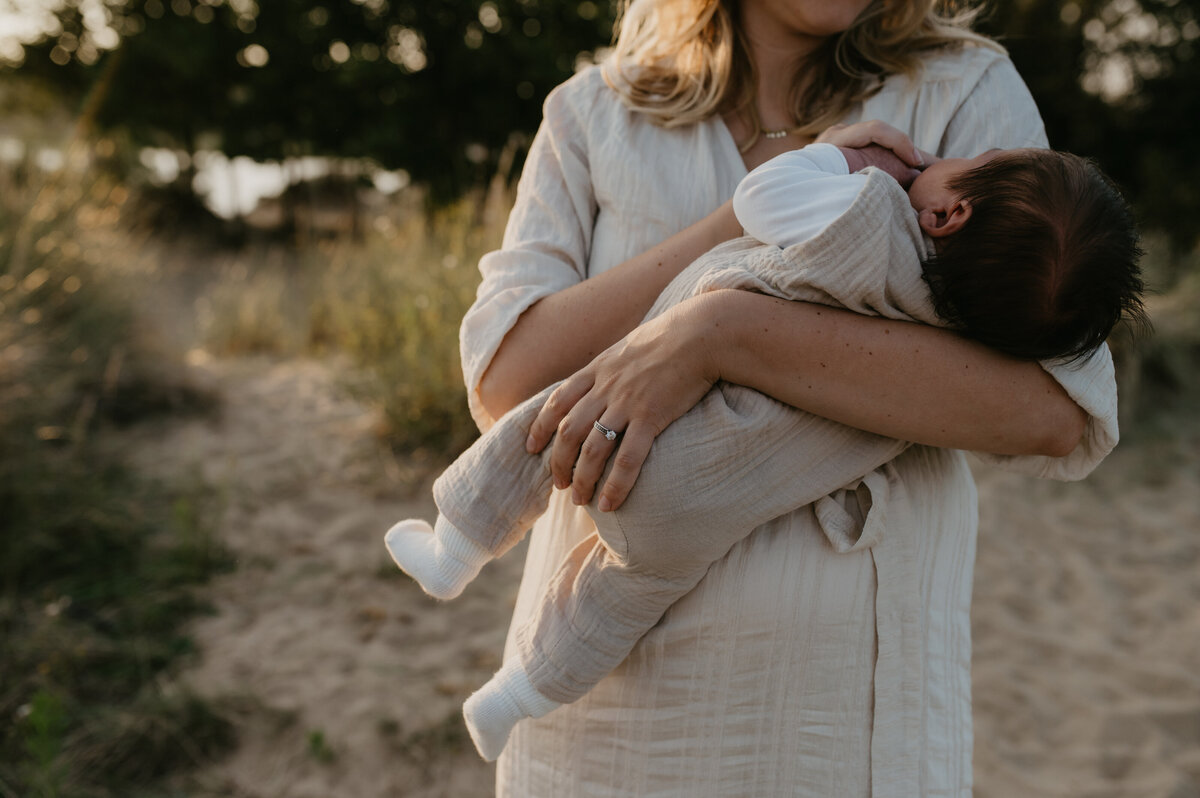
(477, 201), (744, 420)
(705, 289), (1087, 457)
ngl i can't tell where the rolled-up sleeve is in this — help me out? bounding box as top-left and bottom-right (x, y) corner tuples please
(459, 76), (599, 430)
(732, 144), (863, 249)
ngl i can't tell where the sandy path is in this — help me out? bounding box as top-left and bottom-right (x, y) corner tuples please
(125, 355), (513, 798)
(127, 353), (1199, 797)
(971, 423), (1200, 798)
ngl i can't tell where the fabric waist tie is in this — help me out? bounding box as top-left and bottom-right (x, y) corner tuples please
(815, 465), (923, 797)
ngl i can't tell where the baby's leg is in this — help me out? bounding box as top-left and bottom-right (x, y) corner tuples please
(600, 380), (910, 571)
(462, 531), (672, 760)
(385, 382), (562, 599)
(527, 384), (908, 694)
(462, 384), (909, 759)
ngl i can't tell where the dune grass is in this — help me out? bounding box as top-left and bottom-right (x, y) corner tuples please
(198, 187), (506, 458)
(0, 165), (234, 798)
(309, 193), (501, 455)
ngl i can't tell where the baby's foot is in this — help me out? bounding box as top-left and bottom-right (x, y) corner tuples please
(463, 658), (560, 761)
(384, 516), (490, 600)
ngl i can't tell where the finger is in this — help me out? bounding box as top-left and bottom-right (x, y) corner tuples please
(863, 121), (921, 167)
(527, 375), (592, 454)
(814, 123), (847, 144)
(569, 417), (623, 505)
(595, 421), (656, 512)
(818, 121), (921, 167)
(548, 398), (606, 489)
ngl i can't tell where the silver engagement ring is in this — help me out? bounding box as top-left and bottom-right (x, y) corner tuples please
(593, 420), (618, 441)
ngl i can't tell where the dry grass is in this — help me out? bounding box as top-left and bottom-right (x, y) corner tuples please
(194, 187), (508, 457)
(0, 162), (234, 798)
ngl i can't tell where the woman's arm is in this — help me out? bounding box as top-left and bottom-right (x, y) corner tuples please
(710, 290), (1087, 455)
(477, 200), (743, 421)
(481, 131), (919, 422)
(527, 55), (1094, 510)
(528, 288), (1086, 511)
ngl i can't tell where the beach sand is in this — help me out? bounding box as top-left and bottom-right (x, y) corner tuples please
(971, 418), (1200, 798)
(126, 354), (1199, 797)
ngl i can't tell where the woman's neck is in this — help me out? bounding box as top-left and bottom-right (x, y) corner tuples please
(726, 4), (826, 169)
(738, 5), (825, 127)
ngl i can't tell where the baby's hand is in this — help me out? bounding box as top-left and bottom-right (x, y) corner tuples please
(816, 120), (928, 188)
(844, 145), (922, 188)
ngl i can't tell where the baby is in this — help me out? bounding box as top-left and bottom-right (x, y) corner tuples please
(386, 121), (1145, 760)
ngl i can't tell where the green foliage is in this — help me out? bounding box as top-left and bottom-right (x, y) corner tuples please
(0, 168), (234, 796)
(979, 0), (1200, 254)
(306, 729), (337, 764)
(9, 0), (1199, 246)
(20, 690), (68, 797)
(7, 0), (616, 201)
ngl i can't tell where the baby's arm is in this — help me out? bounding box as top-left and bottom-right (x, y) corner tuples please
(734, 121), (924, 251)
(732, 144), (867, 248)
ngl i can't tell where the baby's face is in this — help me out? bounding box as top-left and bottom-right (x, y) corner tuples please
(907, 148), (1007, 213)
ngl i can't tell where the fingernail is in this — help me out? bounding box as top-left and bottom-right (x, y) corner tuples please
(555, 478), (567, 490)
(571, 490), (582, 505)
(525, 434), (536, 453)
(598, 496), (612, 513)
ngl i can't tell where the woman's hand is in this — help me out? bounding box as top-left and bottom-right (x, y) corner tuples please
(816, 120), (931, 188)
(525, 295), (724, 512)
(477, 201), (743, 421)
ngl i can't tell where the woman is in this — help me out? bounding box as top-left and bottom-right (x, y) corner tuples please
(460, 0), (1116, 794)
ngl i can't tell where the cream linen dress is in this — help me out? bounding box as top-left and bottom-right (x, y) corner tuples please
(459, 45), (1119, 798)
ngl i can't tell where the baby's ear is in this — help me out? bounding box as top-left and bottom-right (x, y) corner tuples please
(919, 199), (972, 238)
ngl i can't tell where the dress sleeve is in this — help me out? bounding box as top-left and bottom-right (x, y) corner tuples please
(459, 75), (600, 431)
(937, 53), (1049, 156)
(936, 54), (1118, 480)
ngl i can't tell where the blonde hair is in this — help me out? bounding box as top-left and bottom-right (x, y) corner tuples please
(602, 0), (1002, 150)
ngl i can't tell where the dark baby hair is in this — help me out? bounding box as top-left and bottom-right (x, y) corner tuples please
(920, 149), (1147, 362)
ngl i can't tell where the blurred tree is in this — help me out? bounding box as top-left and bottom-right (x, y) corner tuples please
(4, 0), (1198, 251)
(979, 0), (1200, 255)
(3, 0), (615, 201)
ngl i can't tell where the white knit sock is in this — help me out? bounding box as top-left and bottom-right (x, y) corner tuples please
(384, 516), (491, 600)
(463, 658), (560, 761)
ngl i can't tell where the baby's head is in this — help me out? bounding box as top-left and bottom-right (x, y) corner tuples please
(911, 148), (1146, 362)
